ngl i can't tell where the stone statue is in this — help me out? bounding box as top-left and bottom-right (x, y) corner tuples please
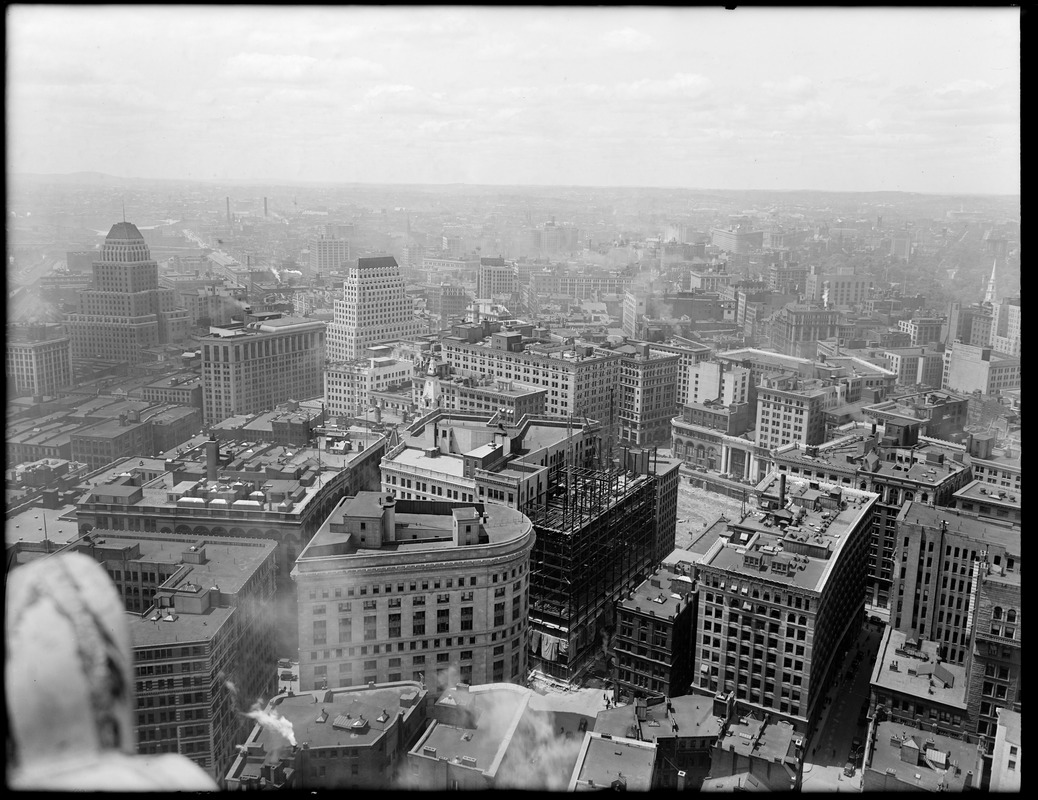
(6, 552), (217, 790)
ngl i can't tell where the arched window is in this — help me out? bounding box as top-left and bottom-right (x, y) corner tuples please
(993, 606), (1003, 620)
(1006, 609), (1016, 623)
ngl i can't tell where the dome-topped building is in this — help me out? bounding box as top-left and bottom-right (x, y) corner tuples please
(64, 220), (190, 364)
(106, 221), (146, 240)
(98, 222), (151, 264)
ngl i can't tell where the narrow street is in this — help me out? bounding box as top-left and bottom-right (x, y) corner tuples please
(801, 620), (884, 792)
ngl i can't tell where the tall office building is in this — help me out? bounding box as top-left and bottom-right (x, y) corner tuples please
(65, 222), (190, 363)
(768, 305), (842, 358)
(605, 342), (679, 447)
(691, 473), (879, 733)
(441, 330), (623, 425)
(647, 339), (714, 408)
(327, 256), (426, 362)
(6, 323), (73, 397)
(477, 257), (516, 299)
(990, 297), (1021, 357)
(200, 311), (326, 425)
(308, 235), (350, 276)
(754, 375), (846, 450)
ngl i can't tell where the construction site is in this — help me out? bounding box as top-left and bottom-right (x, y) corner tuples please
(526, 463), (660, 683)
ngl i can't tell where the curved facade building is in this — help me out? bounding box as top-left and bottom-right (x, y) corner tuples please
(293, 493), (535, 692)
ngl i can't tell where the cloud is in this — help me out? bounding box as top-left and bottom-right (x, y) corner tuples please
(616, 73), (711, 100)
(762, 75), (817, 99)
(601, 27), (656, 52)
(224, 52), (318, 82)
(782, 99), (842, 128)
(364, 84), (417, 99)
(934, 79), (995, 97)
(223, 53), (385, 84)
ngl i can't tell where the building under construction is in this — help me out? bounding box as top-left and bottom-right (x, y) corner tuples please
(527, 458), (665, 682)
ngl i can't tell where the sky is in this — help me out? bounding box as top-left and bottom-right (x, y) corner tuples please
(6, 6), (1020, 194)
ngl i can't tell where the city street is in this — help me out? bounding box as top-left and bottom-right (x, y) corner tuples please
(801, 620), (884, 792)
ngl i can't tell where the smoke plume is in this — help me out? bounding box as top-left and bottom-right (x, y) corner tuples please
(245, 703), (297, 747)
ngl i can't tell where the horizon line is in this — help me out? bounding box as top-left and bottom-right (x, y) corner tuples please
(9, 171), (1020, 199)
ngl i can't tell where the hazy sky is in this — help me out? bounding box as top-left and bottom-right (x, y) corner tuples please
(7, 6), (1020, 194)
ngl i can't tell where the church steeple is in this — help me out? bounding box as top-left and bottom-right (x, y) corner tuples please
(983, 259), (998, 305)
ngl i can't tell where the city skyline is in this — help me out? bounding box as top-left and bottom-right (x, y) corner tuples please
(7, 6), (1020, 195)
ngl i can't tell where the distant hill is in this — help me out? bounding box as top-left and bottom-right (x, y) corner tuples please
(7, 172), (1020, 201)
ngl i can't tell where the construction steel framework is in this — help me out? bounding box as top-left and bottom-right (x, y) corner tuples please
(527, 465), (658, 681)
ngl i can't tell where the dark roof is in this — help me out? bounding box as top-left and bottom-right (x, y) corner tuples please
(106, 222), (144, 240)
(358, 256), (398, 270)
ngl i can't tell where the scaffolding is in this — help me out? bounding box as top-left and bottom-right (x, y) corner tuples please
(527, 465), (658, 681)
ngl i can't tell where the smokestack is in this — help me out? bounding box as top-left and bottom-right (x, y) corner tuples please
(779, 472), (786, 508)
(264, 197), (268, 217)
(206, 435), (219, 482)
(226, 197), (231, 224)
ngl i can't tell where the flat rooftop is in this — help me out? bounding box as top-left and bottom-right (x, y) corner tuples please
(89, 436), (384, 514)
(6, 504), (80, 548)
(953, 480), (1020, 508)
(296, 494), (531, 562)
(261, 683), (424, 752)
(899, 503), (1020, 552)
(620, 574), (687, 620)
(593, 695), (720, 744)
(71, 417), (151, 438)
(868, 721), (981, 791)
(411, 684), (530, 776)
(698, 474), (876, 593)
(127, 603), (235, 647)
(870, 627), (967, 710)
(386, 446), (466, 478)
(569, 732), (656, 791)
(716, 714), (801, 765)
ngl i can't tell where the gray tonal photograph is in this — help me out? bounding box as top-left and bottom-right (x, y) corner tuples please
(5, 5), (1019, 793)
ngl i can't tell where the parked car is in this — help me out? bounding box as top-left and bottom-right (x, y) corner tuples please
(279, 670), (296, 682)
(277, 658), (292, 669)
